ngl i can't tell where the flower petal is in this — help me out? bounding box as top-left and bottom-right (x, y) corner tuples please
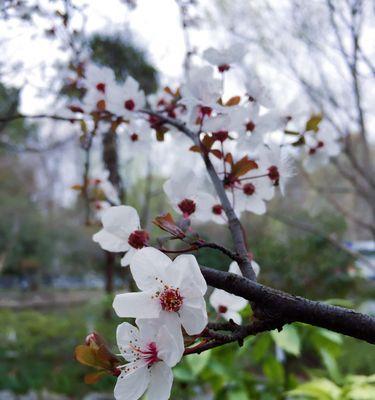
(167, 254), (207, 295)
(113, 292), (161, 318)
(130, 247), (172, 291)
(147, 362), (173, 400)
(120, 248), (137, 267)
(179, 296), (208, 335)
(116, 322), (144, 362)
(114, 365), (150, 400)
(93, 229), (130, 253)
(102, 205), (140, 239)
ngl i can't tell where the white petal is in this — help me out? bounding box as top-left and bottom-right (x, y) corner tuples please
(228, 261), (242, 275)
(223, 310), (242, 325)
(114, 365), (150, 400)
(130, 247), (172, 291)
(210, 288), (247, 312)
(121, 248), (137, 267)
(93, 229), (130, 253)
(147, 362), (173, 400)
(102, 205), (140, 239)
(179, 296), (208, 335)
(116, 322), (140, 362)
(156, 324), (184, 367)
(158, 312), (184, 356)
(168, 254), (207, 295)
(113, 292), (161, 318)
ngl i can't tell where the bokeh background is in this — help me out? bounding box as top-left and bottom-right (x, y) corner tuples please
(0, 1), (374, 399)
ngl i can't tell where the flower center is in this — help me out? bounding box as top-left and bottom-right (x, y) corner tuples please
(178, 198), (196, 216)
(124, 99), (135, 111)
(130, 133), (139, 142)
(159, 287), (183, 312)
(128, 230), (150, 249)
(218, 305), (228, 313)
(128, 341), (160, 367)
(212, 204), (223, 215)
(200, 106), (212, 117)
(246, 120), (256, 132)
(96, 82), (106, 93)
(243, 183), (255, 196)
(213, 130), (229, 142)
(218, 64), (230, 73)
(268, 165), (280, 181)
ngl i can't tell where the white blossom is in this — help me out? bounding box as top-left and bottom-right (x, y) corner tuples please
(203, 43), (246, 72)
(113, 247), (208, 353)
(93, 205), (149, 266)
(115, 319), (182, 400)
(210, 261), (259, 324)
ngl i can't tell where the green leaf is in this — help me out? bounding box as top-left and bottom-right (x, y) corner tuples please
(252, 334), (271, 362)
(262, 357), (284, 385)
(228, 389), (249, 400)
(320, 348), (342, 383)
(271, 325), (301, 356)
(287, 379), (341, 400)
(173, 364), (195, 382)
(305, 114), (323, 132)
(186, 350), (211, 376)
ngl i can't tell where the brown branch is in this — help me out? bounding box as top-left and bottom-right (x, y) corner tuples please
(200, 266), (375, 345)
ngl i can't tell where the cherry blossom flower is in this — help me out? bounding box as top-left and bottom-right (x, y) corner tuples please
(257, 144), (295, 195)
(210, 261), (259, 324)
(231, 105), (286, 154)
(115, 319), (182, 400)
(233, 170), (275, 215)
(180, 66), (222, 125)
(303, 129), (340, 172)
(122, 119), (152, 155)
(163, 168), (219, 223)
(82, 64), (117, 113)
(113, 247), (208, 353)
(245, 73), (274, 109)
(203, 43), (246, 72)
(108, 76), (146, 118)
(93, 205), (149, 266)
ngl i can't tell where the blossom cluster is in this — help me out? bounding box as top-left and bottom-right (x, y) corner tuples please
(72, 43), (342, 399)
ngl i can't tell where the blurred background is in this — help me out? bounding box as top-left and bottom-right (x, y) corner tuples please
(0, 1), (374, 399)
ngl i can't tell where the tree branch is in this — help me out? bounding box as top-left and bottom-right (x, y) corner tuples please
(200, 266), (375, 345)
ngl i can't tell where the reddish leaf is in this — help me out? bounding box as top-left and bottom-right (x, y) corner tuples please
(71, 184), (83, 191)
(153, 213), (185, 238)
(84, 371), (106, 385)
(201, 134), (215, 150)
(75, 345), (100, 368)
(225, 96), (241, 106)
(231, 156), (258, 178)
(210, 149), (223, 159)
(189, 145), (201, 153)
(224, 152), (234, 166)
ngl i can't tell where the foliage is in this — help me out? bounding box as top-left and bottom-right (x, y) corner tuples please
(90, 34), (158, 94)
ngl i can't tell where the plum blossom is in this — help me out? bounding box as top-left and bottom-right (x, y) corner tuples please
(203, 43), (246, 72)
(113, 247), (208, 353)
(210, 261), (259, 324)
(245, 73), (274, 109)
(108, 76), (146, 118)
(115, 319), (182, 400)
(303, 129), (340, 173)
(163, 168), (219, 223)
(231, 105), (287, 154)
(122, 119), (152, 155)
(93, 206), (149, 266)
(180, 66), (222, 125)
(82, 64), (117, 113)
(233, 170), (275, 215)
(257, 144), (295, 195)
